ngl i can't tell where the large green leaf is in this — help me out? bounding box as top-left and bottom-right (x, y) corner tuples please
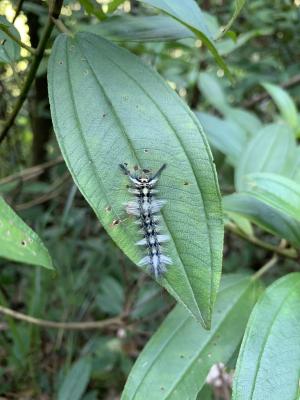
(48, 33), (223, 327)
(78, 15), (194, 42)
(121, 275), (260, 400)
(244, 172), (300, 222)
(196, 112), (247, 166)
(235, 123), (297, 191)
(223, 193), (300, 248)
(0, 197), (53, 269)
(0, 16), (21, 63)
(262, 82), (299, 135)
(233, 273), (300, 400)
(138, 0), (230, 77)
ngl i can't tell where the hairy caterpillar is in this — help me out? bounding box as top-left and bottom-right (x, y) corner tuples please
(120, 163), (172, 278)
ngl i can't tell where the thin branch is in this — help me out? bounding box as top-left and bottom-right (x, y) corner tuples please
(51, 17), (73, 36)
(0, 24), (36, 55)
(226, 222), (298, 259)
(0, 17), (54, 144)
(0, 304), (123, 330)
(15, 172), (70, 210)
(252, 255), (278, 280)
(243, 74), (300, 108)
(13, 0), (25, 23)
(0, 156), (64, 186)
(0, 0), (64, 144)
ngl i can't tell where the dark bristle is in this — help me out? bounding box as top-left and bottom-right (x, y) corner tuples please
(119, 164), (129, 175)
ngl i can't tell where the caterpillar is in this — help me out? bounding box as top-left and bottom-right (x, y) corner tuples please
(120, 163), (172, 279)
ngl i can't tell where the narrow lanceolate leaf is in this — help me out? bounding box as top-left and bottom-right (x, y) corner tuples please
(223, 193), (300, 248)
(198, 73), (230, 114)
(245, 172), (300, 222)
(138, 0), (231, 78)
(58, 357), (92, 400)
(233, 273), (300, 400)
(138, 0), (212, 38)
(0, 197), (53, 269)
(78, 15), (194, 42)
(235, 123), (297, 191)
(224, 108), (262, 138)
(196, 112), (247, 166)
(122, 275), (261, 400)
(48, 33), (223, 328)
(0, 16), (21, 63)
(262, 82), (299, 135)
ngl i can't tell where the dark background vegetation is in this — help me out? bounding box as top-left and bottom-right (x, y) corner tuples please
(0, 0), (300, 398)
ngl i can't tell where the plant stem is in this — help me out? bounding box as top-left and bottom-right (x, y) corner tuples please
(252, 255), (278, 280)
(226, 222), (298, 259)
(0, 17), (54, 144)
(13, 0), (25, 22)
(244, 74), (300, 108)
(51, 17), (73, 36)
(0, 0), (64, 144)
(0, 24), (36, 55)
(0, 304), (123, 330)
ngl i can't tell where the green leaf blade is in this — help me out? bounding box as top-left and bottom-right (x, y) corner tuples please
(138, 0), (231, 78)
(223, 192), (300, 248)
(122, 275), (260, 400)
(0, 16), (21, 63)
(233, 273), (300, 400)
(78, 15), (194, 42)
(48, 33), (224, 327)
(0, 197), (53, 269)
(262, 82), (299, 134)
(196, 112), (247, 166)
(244, 172), (300, 222)
(235, 123), (297, 191)
(58, 357), (92, 400)
(138, 0), (212, 38)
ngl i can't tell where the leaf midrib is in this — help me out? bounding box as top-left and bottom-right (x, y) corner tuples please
(81, 33), (218, 314)
(75, 36), (204, 322)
